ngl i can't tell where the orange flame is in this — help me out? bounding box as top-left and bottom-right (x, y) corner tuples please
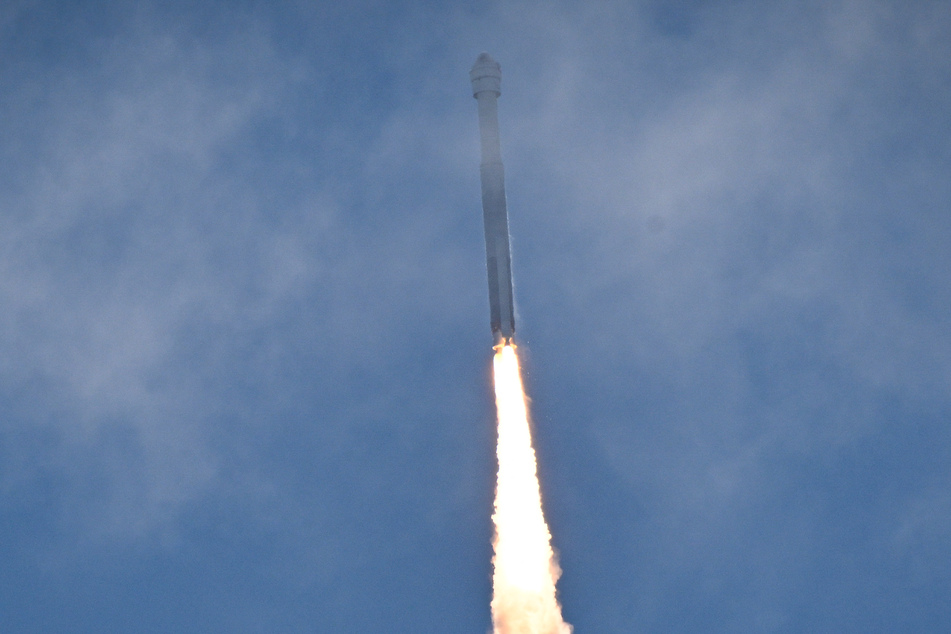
(491, 344), (571, 634)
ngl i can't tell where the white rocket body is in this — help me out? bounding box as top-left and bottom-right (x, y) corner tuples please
(471, 53), (515, 345)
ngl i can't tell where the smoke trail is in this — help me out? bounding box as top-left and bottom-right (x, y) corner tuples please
(491, 344), (572, 634)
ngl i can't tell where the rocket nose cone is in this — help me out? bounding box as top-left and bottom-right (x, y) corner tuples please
(475, 52), (495, 66)
(471, 52), (500, 73)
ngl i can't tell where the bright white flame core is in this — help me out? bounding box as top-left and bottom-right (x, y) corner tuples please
(491, 344), (571, 634)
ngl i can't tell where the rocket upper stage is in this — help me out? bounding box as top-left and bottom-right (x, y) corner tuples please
(471, 53), (516, 345)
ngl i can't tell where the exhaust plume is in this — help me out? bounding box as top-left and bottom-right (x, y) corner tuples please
(490, 344), (571, 634)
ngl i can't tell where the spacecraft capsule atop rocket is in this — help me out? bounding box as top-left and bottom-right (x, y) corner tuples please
(471, 53), (516, 346)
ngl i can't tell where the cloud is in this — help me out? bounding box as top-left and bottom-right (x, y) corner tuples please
(0, 9), (322, 539)
(497, 0), (951, 403)
(0, 1), (948, 629)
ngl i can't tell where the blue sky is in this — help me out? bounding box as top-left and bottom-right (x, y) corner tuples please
(1, 1), (949, 631)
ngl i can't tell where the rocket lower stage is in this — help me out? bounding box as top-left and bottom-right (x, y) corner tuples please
(471, 53), (516, 345)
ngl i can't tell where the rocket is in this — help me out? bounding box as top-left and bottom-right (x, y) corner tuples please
(471, 53), (516, 346)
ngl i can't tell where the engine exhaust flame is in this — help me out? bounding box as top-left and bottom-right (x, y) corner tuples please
(491, 344), (572, 634)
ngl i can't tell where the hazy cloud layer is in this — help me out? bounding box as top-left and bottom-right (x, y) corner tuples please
(0, 0), (949, 631)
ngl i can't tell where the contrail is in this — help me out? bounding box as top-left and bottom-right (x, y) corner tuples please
(490, 344), (571, 634)
(472, 53), (571, 633)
